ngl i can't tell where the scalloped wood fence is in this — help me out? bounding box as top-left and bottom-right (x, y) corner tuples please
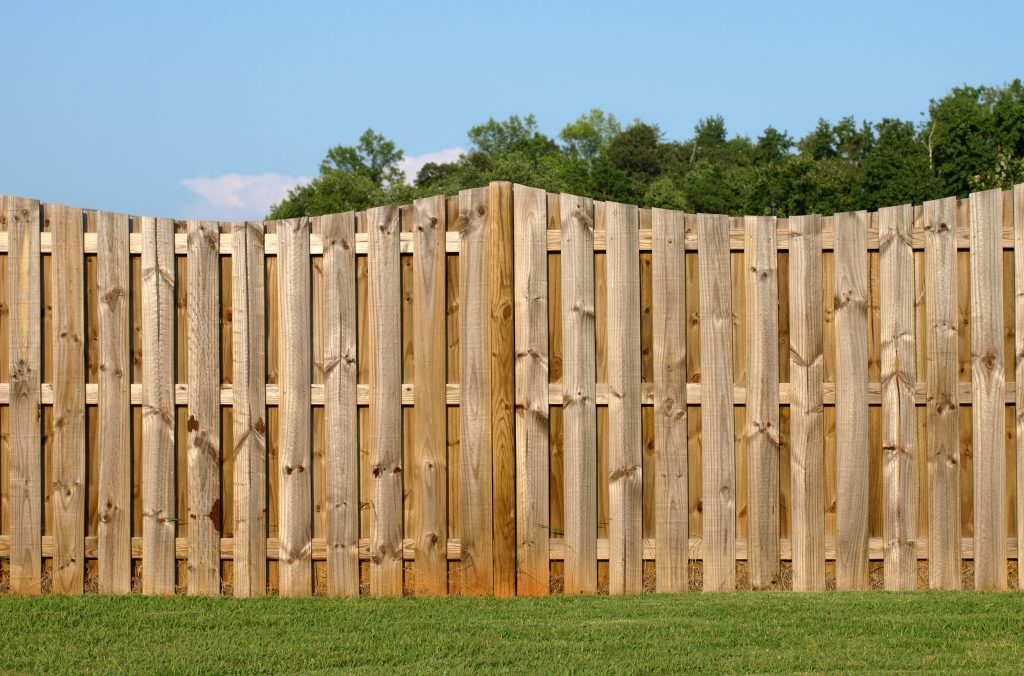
(0, 182), (1023, 596)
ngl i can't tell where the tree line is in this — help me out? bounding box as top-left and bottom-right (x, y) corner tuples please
(269, 80), (1024, 220)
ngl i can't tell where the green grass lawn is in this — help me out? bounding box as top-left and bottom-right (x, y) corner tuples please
(1, 592), (1022, 673)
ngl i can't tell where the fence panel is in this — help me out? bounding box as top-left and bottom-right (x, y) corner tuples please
(1, 182), (1023, 596)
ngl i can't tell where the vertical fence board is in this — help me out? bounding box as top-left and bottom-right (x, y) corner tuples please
(513, 185), (549, 596)
(277, 218), (312, 596)
(924, 196), (961, 589)
(97, 211), (131, 593)
(367, 205), (403, 596)
(789, 214), (825, 592)
(458, 188), (494, 595)
(652, 208), (687, 592)
(1016, 184), (1024, 586)
(489, 182), (516, 597)
(833, 210), (869, 590)
(744, 215), (780, 590)
(186, 220), (220, 595)
(970, 188), (1007, 590)
(141, 216), (175, 595)
(49, 204), (85, 594)
(698, 213), (736, 592)
(411, 197), (447, 596)
(319, 212), (359, 596)
(879, 205), (918, 591)
(606, 201), (642, 595)
(232, 221), (266, 597)
(560, 193), (597, 594)
(8, 197), (41, 595)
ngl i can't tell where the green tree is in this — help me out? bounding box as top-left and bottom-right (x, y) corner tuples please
(320, 128), (405, 187)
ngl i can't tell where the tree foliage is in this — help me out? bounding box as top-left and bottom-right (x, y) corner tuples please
(269, 80), (1024, 220)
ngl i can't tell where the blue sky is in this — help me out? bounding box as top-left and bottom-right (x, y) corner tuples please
(2, 0), (1021, 219)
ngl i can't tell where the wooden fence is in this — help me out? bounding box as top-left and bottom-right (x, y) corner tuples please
(0, 182), (1023, 596)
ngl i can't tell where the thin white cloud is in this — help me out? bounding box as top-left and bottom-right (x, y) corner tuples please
(180, 172), (311, 219)
(398, 147), (464, 184)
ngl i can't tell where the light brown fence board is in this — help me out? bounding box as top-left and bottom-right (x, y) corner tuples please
(49, 203), (85, 594)
(788, 214), (826, 592)
(560, 193), (597, 594)
(924, 196), (962, 589)
(186, 220), (220, 595)
(970, 188), (1008, 590)
(744, 215), (781, 590)
(513, 185), (549, 596)
(698, 214), (736, 592)
(879, 204), (919, 590)
(140, 216), (176, 595)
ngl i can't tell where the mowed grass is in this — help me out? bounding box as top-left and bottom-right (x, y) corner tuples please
(1, 592), (1023, 673)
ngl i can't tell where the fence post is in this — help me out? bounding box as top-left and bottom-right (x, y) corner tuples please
(489, 181), (516, 596)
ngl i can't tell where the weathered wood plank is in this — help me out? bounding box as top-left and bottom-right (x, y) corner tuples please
(49, 203), (85, 594)
(141, 216), (176, 595)
(1016, 184), (1024, 586)
(970, 188), (1007, 590)
(277, 217), (312, 596)
(319, 212), (359, 596)
(652, 208), (688, 593)
(410, 197), (447, 596)
(7, 197), (41, 595)
(458, 188), (494, 595)
(489, 182), (516, 597)
(560, 193), (597, 594)
(367, 205), (403, 596)
(698, 213), (736, 592)
(512, 185), (549, 596)
(833, 210), (869, 591)
(232, 220), (267, 597)
(97, 210), (131, 593)
(788, 214), (825, 592)
(186, 220), (221, 595)
(606, 201), (642, 595)
(924, 196), (961, 589)
(744, 215), (781, 590)
(879, 205), (918, 591)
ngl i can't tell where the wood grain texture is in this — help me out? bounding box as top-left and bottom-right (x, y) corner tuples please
(652, 208), (688, 593)
(969, 188), (1007, 590)
(186, 220), (221, 595)
(512, 185), (549, 596)
(788, 214), (825, 592)
(367, 205), (403, 596)
(879, 205), (918, 591)
(924, 197), (961, 589)
(489, 182), (516, 597)
(560, 193), (597, 595)
(411, 197), (447, 596)
(232, 220), (267, 597)
(605, 201), (642, 595)
(7, 196), (41, 595)
(49, 203), (85, 594)
(833, 210), (869, 590)
(277, 217), (312, 596)
(1016, 184), (1024, 586)
(141, 216), (176, 595)
(97, 210), (131, 593)
(744, 215), (781, 590)
(319, 212), (359, 596)
(458, 188), (494, 595)
(698, 213), (736, 592)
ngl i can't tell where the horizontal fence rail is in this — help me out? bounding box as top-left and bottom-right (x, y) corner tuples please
(0, 182), (1023, 596)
